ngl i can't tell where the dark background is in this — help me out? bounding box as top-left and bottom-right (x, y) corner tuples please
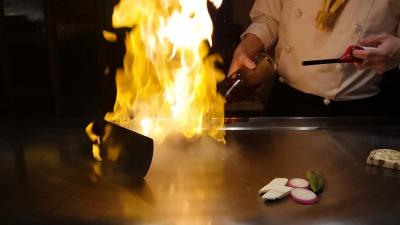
(0, 0), (254, 120)
(1, 0), (399, 120)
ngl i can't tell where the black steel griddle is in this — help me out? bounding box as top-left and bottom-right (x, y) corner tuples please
(1, 117), (400, 225)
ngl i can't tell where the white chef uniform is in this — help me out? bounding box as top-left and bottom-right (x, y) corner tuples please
(243, 0), (400, 103)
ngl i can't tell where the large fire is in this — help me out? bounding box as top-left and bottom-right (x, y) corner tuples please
(104, 0), (226, 143)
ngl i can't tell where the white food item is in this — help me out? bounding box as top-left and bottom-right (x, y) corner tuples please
(258, 178), (289, 194)
(366, 149), (400, 170)
(261, 190), (284, 200)
(261, 186), (294, 200)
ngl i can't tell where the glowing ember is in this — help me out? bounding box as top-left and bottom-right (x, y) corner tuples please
(104, 0), (226, 143)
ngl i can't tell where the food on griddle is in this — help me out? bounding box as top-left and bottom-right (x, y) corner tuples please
(288, 178), (309, 189)
(258, 178), (289, 194)
(261, 186), (294, 201)
(367, 149), (400, 170)
(306, 170), (324, 193)
(260, 173), (324, 204)
(291, 188), (318, 205)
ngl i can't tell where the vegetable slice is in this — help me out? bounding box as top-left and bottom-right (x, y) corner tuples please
(306, 170), (324, 193)
(261, 190), (284, 201)
(261, 186), (294, 201)
(259, 178), (289, 194)
(259, 178), (294, 201)
(288, 178), (309, 188)
(291, 188), (318, 205)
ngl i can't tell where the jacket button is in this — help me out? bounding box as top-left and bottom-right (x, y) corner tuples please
(284, 45), (292, 53)
(336, 64), (343, 71)
(295, 8), (303, 18)
(323, 98), (331, 106)
(353, 22), (363, 33)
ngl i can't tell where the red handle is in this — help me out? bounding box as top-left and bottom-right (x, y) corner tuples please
(339, 45), (364, 63)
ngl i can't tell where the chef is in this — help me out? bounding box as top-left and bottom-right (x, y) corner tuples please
(228, 0), (400, 116)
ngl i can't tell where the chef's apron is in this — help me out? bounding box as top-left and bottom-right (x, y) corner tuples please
(264, 68), (400, 117)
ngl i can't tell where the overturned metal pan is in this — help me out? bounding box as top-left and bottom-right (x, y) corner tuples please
(86, 119), (154, 179)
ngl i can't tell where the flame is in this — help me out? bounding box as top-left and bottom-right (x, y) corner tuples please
(102, 30), (118, 42)
(105, 0), (226, 143)
(85, 122), (102, 161)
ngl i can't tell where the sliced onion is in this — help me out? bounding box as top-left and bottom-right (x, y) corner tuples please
(291, 188), (318, 205)
(288, 178), (309, 189)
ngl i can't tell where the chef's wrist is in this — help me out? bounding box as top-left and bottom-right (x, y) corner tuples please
(239, 33), (265, 57)
(392, 36), (400, 65)
(382, 35), (400, 72)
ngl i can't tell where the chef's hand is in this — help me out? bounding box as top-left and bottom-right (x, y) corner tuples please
(352, 33), (400, 73)
(228, 47), (256, 77)
(228, 34), (265, 76)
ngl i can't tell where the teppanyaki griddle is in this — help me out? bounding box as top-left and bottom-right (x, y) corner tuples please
(1, 117), (400, 225)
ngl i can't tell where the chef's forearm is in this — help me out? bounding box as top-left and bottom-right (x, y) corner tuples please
(241, 0), (281, 50)
(234, 33), (265, 58)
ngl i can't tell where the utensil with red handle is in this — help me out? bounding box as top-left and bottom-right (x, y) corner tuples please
(302, 45), (372, 66)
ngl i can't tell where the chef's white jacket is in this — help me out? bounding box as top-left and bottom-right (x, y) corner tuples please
(243, 0), (400, 101)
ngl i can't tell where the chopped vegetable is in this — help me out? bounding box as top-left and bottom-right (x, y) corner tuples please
(291, 188), (318, 205)
(288, 178), (309, 189)
(306, 170), (324, 193)
(259, 178), (289, 194)
(261, 186), (294, 201)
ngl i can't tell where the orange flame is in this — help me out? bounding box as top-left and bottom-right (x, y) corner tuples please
(105, 0), (225, 143)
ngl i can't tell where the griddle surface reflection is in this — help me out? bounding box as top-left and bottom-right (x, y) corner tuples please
(1, 119), (400, 225)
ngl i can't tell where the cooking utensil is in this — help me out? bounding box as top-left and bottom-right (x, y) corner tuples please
(302, 45), (374, 66)
(89, 119), (154, 178)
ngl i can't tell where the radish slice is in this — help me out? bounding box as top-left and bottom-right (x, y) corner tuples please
(291, 188), (318, 205)
(288, 178), (309, 188)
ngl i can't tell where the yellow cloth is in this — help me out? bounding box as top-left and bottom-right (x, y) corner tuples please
(316, 0), (348, 31)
